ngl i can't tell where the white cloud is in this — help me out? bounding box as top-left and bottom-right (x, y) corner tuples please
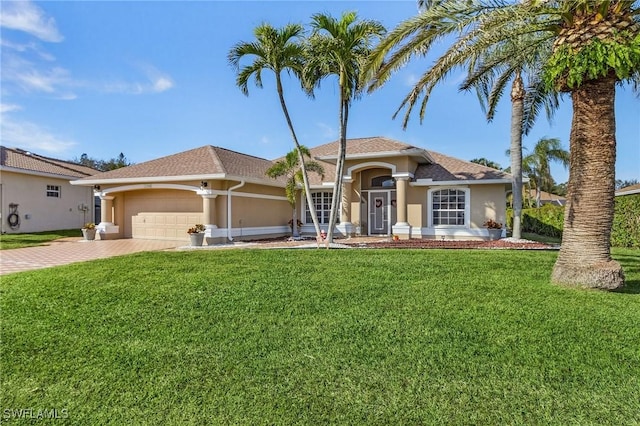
(0, 1), (63, 42)
(101, 63), (174, 95)
(316, 122), (336, 139)
(404, 73), (420, 87)
(0, 103), (23, 114)
(0, 115), (76, 153)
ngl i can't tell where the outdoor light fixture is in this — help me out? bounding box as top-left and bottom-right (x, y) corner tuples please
(200, 181), (208, 188)
(94, 185), (101, 190)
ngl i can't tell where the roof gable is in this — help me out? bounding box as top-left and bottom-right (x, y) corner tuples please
(76, 145), (282, 184)
(0, 146), (99, 178)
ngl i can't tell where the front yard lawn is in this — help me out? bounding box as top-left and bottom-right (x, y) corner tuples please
(2, 249), (639, 424)
(0, 229), (80, 250)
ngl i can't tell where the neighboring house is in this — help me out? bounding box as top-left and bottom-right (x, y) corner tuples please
(615, 183), (640, 197)
(0, 146), (99, 233)
(525, 188), (566, 206)
(71, 137), (512, 243)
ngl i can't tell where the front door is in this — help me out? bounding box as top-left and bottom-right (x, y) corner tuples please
(369, 191), (396, 235)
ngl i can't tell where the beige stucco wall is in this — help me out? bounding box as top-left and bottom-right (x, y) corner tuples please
(0, 170), (94, 233)
(469, 184), (507, 228)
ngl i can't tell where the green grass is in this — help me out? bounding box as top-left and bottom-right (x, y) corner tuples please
(0, 229), (81, 250)
(2, 249), (639, 424)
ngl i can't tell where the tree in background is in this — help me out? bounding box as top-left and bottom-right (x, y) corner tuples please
(509, 137), (569, 208)
(266, 147), (324, 239)
(73, 152), (131, 171)
(616, 179), (639, 190)
(470, 158), (502, 170)
(304, 11), (385, 243)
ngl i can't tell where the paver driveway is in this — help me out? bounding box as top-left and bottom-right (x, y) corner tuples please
(0, 238), (182, 275)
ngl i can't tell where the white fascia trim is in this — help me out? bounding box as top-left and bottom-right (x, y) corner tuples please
(71, 174), (226, 186)
(317, 148), (430, 162)
(616, 188), (640, 196)
(72, 174), (285, 188)
(0, 166), (88, 181)
(98, 183), (288, 201)
(412, 178), (511, 186)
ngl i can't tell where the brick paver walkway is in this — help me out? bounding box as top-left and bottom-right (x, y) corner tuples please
(0, 238), (182, 275)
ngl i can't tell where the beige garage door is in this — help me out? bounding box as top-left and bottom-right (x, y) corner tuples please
(132, 212), (203, 241)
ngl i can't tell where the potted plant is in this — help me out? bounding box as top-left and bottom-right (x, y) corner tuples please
(483, 219), (503, 241)
(187, 224), (206, 246)
(82, 222), (97, 241)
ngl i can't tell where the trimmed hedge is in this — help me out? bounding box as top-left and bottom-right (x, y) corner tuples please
(611, 193), (640, 248)
(506, 193), (640, 248)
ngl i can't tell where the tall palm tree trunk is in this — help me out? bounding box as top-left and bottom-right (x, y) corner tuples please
(551, 76), (624, 289)
(510, 71), (524, 240)
(276, 76), (322, 238)
(326, 87), (348, 244)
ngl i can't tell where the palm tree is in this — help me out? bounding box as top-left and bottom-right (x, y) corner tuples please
(267, 147), (325, 239)
(304, 11), (385, 243)
(511, 138), (569, 207)
(228, 23), (323, 239)
(461, 35), (559, 240)
(364, 0), (639, 289)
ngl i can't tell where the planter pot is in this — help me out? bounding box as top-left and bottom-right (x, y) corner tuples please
(82, 228), (96, 241)
(189, 232), (205, 247)
(487, 228), (502, 241)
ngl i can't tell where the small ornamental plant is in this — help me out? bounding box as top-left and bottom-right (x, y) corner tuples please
(288, 219), (303, 229)
(483, 219), (503, 229)
(187, 224), (205, 234)
(83, 222), (96, 230)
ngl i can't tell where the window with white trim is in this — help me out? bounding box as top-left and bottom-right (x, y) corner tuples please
(46, 185), (61, 198)
(430, 188), (467, 226)
(305, 191), (335, 224)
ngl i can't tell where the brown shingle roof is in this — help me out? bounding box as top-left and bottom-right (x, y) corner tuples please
(313, 136), (421, 158)
(415, 151), (511, 181)
(77, 145), (284, 184)
(0, 146), (99, 178)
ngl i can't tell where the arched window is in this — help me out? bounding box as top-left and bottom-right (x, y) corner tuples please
(371, 175), (395, 188)
(428, 188), (469, 227)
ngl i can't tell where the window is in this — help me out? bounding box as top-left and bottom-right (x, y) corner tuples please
(430, 188), (467, 226)
(305, 191), (336, 224)
(371, 175), (395, 188)
(46, 185), (61, 198)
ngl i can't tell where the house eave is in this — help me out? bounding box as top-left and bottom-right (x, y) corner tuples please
(71, 173), (286, 188)
(412, 178), (512, 186)
(316, 148), (432, 164)
(0, 165), (89, 181)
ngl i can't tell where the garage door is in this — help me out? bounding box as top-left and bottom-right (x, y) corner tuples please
(132, 212), (203, 241)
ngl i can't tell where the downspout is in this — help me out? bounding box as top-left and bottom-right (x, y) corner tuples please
(227, 180), (245, 241)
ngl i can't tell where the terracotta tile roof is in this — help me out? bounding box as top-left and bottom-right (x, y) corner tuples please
(415, 151), (511, 182)
(0, 146), (99, 178)
(77, 145), (284, 184)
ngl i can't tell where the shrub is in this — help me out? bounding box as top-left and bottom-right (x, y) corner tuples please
(522, 204), (564, 238)
(611, 194), (640, 248)
(507, 194), (640, 248)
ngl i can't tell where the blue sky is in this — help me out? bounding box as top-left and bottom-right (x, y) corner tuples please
(1, 0), (638, 183)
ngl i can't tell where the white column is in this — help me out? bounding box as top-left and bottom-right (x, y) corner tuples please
(97, 194), (120, 239)
(392, 176), (412, 239)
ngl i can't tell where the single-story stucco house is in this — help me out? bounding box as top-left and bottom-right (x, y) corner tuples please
(0, 146), (99, 234)
(71, 137), (512, 243)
